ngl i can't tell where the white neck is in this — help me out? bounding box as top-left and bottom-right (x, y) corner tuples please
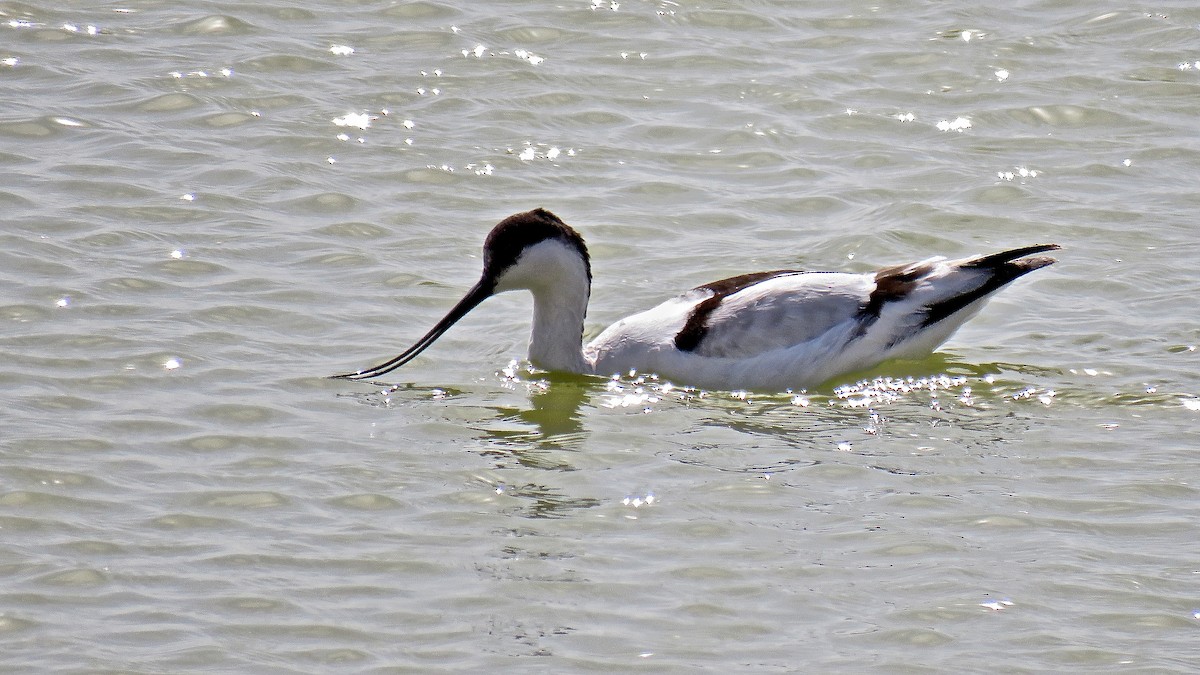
(491, 239), (592, 374)
(528, 281), (590, 373)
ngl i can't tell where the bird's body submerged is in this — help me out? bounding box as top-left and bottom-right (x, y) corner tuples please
(334, 209), (1058, 392)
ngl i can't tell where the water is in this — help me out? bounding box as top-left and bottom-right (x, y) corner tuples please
(3, 0), (1200, 671)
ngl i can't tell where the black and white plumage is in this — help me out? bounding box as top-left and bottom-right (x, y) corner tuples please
(333, 208), (1059, 391)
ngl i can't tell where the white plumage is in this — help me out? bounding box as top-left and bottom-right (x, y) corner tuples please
(334, 209), (1058, 392)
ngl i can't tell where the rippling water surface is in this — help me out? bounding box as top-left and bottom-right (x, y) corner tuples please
(3, 0), (1200, 671)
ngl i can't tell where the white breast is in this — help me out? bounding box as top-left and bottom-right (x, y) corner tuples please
(584, 290), (706, 377)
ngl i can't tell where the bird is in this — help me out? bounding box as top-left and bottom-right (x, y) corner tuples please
(332, 208), (1058, 392)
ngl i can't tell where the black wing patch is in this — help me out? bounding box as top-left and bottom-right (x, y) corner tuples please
(859, 261), (932, 324)
(921, 245), (1058, 327)
(854, 244), (1060, 344)
(674, 270), (803, 352)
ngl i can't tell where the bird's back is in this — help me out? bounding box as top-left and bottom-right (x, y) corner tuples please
(584, 245), (1057, 391)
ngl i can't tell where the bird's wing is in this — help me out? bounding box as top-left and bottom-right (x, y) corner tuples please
(687, 243), (1059, 362)
(684, 271), (875, 359)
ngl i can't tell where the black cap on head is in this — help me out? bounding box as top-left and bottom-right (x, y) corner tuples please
(483, 208), (591, 283)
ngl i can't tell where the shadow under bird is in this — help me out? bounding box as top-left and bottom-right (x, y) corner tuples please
(333, 209), (1058, 392)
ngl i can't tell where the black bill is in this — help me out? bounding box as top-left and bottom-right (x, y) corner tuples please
(331, 278), (493, 380)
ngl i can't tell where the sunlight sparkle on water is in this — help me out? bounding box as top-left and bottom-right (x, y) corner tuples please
(622, 493), (655, 508)
(834, 374), (969, 408)
(332, 112), (374, 130)
(498, 360), (548, 391)
(600, 388), (660, 411)
(511, 143), (575, 162)
(514, 49), (544, 65)
(1070, 367), (1113, 377)
(936, 117), (972, 132)
(980, 598), (1014, 611)
(168, 69), (229, 79)
(998, 166), (1039, 181)
(62, 23), (100, 35)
